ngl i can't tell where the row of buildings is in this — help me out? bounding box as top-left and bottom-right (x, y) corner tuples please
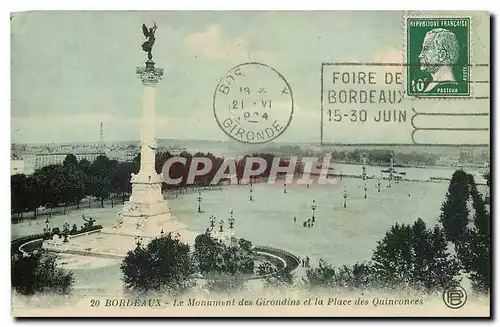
(10, 152), (109, 176)
(10, 141), (192, 176)
(11, 140), (146, 176)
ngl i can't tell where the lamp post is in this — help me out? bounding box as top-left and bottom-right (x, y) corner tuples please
(197, 191), (202, 213)
(249, 179), (253, 201)
(388, 153), (394, 188)
(364, 182), (367, 199)
(311, 199), (317, 222)
(229, 210), (235, 229)
(284, 182), (287, 194)
(209, 215), (216, 230)
(362, 152), (367, 181)
(343, 187), (348, 208)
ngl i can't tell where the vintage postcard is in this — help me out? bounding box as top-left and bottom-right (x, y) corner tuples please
(10, 11), (490, 317)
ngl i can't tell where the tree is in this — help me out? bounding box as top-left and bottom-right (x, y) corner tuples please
(63, 154), (79, 168)
(50, 165), (75, 215)
(462, 173), (490, 293)
(437, 170), (491, 293)
(238, 238), (253, 252)
(193, 233), (219, 273)
(26, 176), (40, 219)
(330, 262), (375, 291)
(155, 151), (172, 174)
(71, 169), (86, 209)
(11, 252), (74, 295)
(193, 233), (255, 293)
(438, 170), (470, 245)
(302, 259), (374, 291)
(33, 164), (65, 216)
(193, 234), (255, 276)
(59, 164), (85, 212)
(11, 174), (28, 220)
(257, 261), (294, 289)
(302, 258), (336, 290)
(90, 155), (117, 179)
(111, 162), (137, 203)
(121, 233), (195, 294)
(371, 219), (461, 293)
(89, 155), (117, 206)
(89, 176), (111, 208)
(78, 158), (91, 174)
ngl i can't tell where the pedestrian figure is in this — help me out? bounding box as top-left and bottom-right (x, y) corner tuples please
(294, 216), (297, 223)
(306, 256), (310, 267)
(303, 221), (307, 227)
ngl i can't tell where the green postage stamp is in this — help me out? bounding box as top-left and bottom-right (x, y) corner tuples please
(406, 17), (470, 96)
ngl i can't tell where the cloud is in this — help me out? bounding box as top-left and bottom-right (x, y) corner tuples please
(375, 48), (404, 64)
(183, 25), (269, 63)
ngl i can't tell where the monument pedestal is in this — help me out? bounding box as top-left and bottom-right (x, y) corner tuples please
(210, 228), (236, 246)
(121, 173), (168, 218)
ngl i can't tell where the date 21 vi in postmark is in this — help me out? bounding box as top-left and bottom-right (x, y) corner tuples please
(213, 62), (294, 144)
(407, 17), (470, 97)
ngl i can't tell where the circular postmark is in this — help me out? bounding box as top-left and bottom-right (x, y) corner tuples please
(443, 285), (467, 309)
(213, 62), (293, 144)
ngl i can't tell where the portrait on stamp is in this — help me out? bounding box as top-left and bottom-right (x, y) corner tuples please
(407, 18), (470, 96)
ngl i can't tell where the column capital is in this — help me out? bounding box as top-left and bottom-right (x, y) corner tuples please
(136, 60), (163, 86)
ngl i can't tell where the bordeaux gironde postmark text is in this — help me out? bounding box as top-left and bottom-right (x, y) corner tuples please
(213, 62), (294, 144)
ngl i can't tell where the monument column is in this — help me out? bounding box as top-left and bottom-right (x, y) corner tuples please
(137, 60), (162, 180)
(120, 59), (168, 218)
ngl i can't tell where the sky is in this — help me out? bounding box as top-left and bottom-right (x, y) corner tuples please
(10, 11), (490, 145)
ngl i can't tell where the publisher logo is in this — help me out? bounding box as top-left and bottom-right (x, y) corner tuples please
(443, 285), (467, 309)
